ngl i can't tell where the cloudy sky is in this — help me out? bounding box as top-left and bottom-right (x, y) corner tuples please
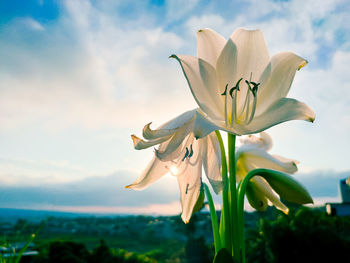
(0, 0), (349, 214)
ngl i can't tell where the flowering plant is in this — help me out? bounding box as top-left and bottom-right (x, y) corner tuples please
(127, 27), (314, 263)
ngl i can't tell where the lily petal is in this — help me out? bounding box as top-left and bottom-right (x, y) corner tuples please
(231, 28), (270, 81)
(160, 109), (197, 130)
(236, 148), (298, 174)
(239, 132), (273, 151)
(257, 52), (308, 114)
(131, 134), (171, 150)
(237, 98), (315, 135)
(197, 28), (226, 67)
(253, 177), (289, 214)
(177, 148), (203, 223)
(216, 39), (237, 96)
(246, 179), (269, 212)
(192, 110), (220, 139)
(202, 132), (223, 194)
(259, 132), (273, 151)
(125, 155), (169, 190)
(230, 28), (270, 109)
(170, 55), (224, 120)
(155, 122), (193, 160)
(142, 123), (176, 140)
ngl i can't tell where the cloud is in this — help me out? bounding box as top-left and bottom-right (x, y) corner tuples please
(0, 170), (180, 208)
(0, 0), (350, 202)
(0, 0), (194, 132)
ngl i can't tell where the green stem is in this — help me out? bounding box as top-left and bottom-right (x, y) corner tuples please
(204, 183), (221, 254)
(237, 168), (279, 263)
(215, 130), (232, 252)
(237, 182), (245, 263)
(228, 133), (239, 261)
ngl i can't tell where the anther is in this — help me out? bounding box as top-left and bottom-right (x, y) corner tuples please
(221, 84), (228, 96)
(185, 184), (189, 194)
(188, 144), (193, 158)
(250, 82), (260, 96)
(229, 78), (243, 98)
(182, 147), (189, 162)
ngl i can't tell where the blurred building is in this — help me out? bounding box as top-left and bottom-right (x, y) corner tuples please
(326, 177), (350, 216)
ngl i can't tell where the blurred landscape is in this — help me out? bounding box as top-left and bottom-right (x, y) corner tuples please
(1, 206), (349, 263)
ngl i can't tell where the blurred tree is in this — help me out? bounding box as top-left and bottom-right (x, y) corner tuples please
(246, 207), (350, 263)
(49, 241), (89, 263)
(88, 240), (114, 263)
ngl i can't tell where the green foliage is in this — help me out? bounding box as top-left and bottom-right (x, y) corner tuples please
(49, 241), (89, 263)
(213, 248), (234, 263)
(0, 221), (44, 263)
(245, 207), (350, 263)
(40, 240), (156, 263)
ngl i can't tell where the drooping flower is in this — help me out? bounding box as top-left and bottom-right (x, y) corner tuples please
(171, 28), (315, 136)
(126, 109), (223, 223)
(236, 132), (312, 213)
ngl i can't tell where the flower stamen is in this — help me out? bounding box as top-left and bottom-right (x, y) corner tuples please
(230, 78), (243, 127)
(182, 144), (194, 161)
(182, 147), (189, 162)
(221, 84), (228, 125)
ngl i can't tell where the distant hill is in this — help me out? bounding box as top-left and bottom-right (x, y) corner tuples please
(0, 169), (348, 215)
(0, 207), (106, 222)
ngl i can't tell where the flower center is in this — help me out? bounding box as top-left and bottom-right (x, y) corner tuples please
(221, 73), (260, 127)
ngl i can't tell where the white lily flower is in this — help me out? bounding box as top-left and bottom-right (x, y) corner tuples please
(236, 132), (300, 214)
(171, 28), (315, 136)
(126, 109), (223, 223)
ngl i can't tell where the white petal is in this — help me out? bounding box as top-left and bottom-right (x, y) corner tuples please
(197, 28), (226, 67)
(216, 39), (237, 96)
(236, 157), (249, 182)
(157, 133), (194, 163)
(230, 28), (270, 109)
(156, 122), (193, 160)
(246, 180), (268, 212)
(171, 55), (224, 120)
(231, 28), (270, 82)
(201, 132), (223, 194)
(192, 110), (220, 139)
(176, 142), (203, 223)
(131, 134), (171, 150)
(259, 132), (273, 151)
(237, 148), (298, 174)
(256, 52), (308, 114)
(238, 132), (273, 151)
(253, 177), (289, 214)
(233, 98), (315, 135)
(159, 109), (197, 130)
(142, 123), (177, 140)
(125, 155), (169, 190)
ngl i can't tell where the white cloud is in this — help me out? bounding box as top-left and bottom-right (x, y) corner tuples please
(0, 158), (96, 186)
(0, 0), (194, 132)
(0, 0), (349, 192)
(23, 17), (45, 31)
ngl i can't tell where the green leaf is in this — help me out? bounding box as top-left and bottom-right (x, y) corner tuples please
(213, 248), (235, 263)
(204, 183), (221, 254)
(14, 221), (46, 263)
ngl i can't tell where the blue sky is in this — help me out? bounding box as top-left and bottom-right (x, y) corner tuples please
(0, 0), (349, 214)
